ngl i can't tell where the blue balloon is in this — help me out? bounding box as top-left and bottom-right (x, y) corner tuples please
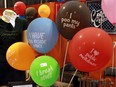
(57, 0), (64, 2)
(27, 18), (58, 54)
(19, 15), (25, 18)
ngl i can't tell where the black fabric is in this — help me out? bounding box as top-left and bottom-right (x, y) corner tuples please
(0, 17), (27, 86)
(0, 17), (27, 62)
(0, 63), (26, 85)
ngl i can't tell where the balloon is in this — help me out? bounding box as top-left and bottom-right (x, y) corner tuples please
(25, 7), (37, 23)
(101, 0), (116, 24)
(27, 18), (58, 54)
(19, 15), (25, 19)
(14, 1), (26, 15)
(69, 27), (113, 72)
(57, 0), (64, 2)
(38, 4), (51, 18)
(56, 1), (91, 40)
(30, 55), (60, 87)
(6, 42), (36, 71)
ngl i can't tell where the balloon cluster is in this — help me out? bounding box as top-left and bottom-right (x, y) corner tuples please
(6, 42), (60, 86)
(56, 0), (113, 73)
(13, 1), (51, 24)
(6, 0), (114, 86)
(8, 2), (59, 87)
(26, 17), (59, 86)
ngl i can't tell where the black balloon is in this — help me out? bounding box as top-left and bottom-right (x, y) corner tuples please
(56, 1), (91, 40)
(25, 7), (37, 24)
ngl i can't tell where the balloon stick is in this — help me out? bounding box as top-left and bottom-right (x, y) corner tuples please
(60, 41), (70, 82)
(68, 70), (78, 87)
(112, 41), (116, 73)
(111, 24), (116, 74)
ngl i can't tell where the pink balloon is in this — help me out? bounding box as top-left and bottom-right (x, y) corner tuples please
(101, 0), (116, 24)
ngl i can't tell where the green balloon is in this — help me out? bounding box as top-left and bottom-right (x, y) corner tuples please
(30, 55), (60, 87)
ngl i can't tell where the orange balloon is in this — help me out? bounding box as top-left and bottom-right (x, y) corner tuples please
(6, 42), (36, 71)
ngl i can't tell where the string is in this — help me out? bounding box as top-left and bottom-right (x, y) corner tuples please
(60, 41), (70, 82)
(68, 69), (78, 87)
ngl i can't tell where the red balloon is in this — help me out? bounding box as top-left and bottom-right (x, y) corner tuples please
(14, 1), (26, 15)
(69, 27), (113, 72)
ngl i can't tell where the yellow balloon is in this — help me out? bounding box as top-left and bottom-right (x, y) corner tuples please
(6, 42), (36, 71)
(38, 4), (51, 18)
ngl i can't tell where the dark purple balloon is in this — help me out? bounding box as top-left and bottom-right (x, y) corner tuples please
(56, 1), (91, 40)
